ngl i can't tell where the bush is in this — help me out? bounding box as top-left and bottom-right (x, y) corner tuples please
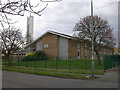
(22, 56), (39, 61)
(36, 50), (48, 60)
(25, 52), (36, 57)
(22, 50), (48, 61)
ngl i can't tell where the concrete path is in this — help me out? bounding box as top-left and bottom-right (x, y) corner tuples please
(95, 68), (118, 83)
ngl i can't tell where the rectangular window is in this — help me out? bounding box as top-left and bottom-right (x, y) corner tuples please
(78, 52), (80, 56)
(44, 44), (48, 48)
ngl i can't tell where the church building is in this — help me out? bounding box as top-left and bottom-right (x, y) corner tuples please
(25, 30), (113, 60)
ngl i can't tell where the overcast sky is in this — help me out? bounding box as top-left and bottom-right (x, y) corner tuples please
(1, 0), (119, 47)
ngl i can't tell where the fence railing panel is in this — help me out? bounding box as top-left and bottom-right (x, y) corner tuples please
(104, 55), (120, 71)
(3, 55), (119, 71)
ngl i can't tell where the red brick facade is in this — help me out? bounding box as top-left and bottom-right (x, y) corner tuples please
(42, 33), (58, 59)
(25, 31), (114, 60)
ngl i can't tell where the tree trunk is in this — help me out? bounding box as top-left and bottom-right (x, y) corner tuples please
(97, 53), (101, 65)
(95, 49), (101, 65)
(7, 55), (11, 66)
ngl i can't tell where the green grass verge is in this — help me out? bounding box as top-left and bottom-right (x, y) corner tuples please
(3, 66), (104, 75)
(3, 59), (104, 71)
(2, 67), (99, 79)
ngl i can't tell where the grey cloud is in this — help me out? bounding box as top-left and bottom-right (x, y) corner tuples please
(8, 1), (117, 47)
(34, 2), (91, 38)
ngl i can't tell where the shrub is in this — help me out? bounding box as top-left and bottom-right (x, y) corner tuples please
(25, 52), (36, 57)
(22, 56), (39, 61)
(36, 50), (48, 60)
(22, 50), (48, 61)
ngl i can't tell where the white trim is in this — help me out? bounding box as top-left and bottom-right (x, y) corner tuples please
(25, 30), (73, 48)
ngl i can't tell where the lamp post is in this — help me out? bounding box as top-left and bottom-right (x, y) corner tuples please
(91, 0), (94, 78)
(0, 31), (2, 66)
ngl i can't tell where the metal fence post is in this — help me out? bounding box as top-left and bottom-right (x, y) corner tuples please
(34, 60), (36, 69)
(104, 55), (106, 72)
(70, 59), (72, 71)
(85, 56), (87, 70)
(26, 58), (27, 68)
(5, 59), (6, 66)
(110, 55), (112, 68)
(44, 60), (46, 69)
(18, 56), (19, 66)
(8, 59), (10, 66)
(56, 59), (58, 69)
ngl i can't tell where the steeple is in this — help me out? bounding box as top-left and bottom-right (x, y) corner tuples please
(26, 15), (34, 45)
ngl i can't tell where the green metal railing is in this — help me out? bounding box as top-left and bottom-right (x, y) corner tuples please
(104, 55), (120, 71)
(2, 56), (104, 71)
(2, 55), (120, 71)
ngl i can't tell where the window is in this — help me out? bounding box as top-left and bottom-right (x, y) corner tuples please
(44, 44), (48, 48)
(78, 43), (80, 59)
(78, 52), (80, 56)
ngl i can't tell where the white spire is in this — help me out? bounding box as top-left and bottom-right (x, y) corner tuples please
(26, 15), (34, 45)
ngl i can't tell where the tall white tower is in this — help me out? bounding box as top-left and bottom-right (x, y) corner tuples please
(118, 1), (120, 48)
(26, 15), (34, 45)
(118, 1), (120, 55)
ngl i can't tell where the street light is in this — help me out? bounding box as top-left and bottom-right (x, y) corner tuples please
(91, 0), (94, 78)
(0, 31), (2, 66)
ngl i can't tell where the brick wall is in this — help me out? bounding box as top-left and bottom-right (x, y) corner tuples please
(82, 43), (85, 59)
(42, 33), (58, 59)
(87, 47), (91, 60)
(25, 32), (114, 60)
(68, 39), (78, 59)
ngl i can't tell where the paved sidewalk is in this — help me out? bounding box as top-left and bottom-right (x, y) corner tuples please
(95, 67), (118, 83)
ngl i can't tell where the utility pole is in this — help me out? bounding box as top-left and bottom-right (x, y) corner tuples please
(91, 0), (94, 78)
(0, 31), (2, 66)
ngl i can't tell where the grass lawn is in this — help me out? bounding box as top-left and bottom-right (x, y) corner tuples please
(3, 66), (104, 75)
(2, 67), (99, 79)
(4, 59), (104, 71)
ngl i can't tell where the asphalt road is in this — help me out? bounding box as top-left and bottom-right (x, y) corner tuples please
(2, 70), (118, 88)
(0, 70), (2, 89)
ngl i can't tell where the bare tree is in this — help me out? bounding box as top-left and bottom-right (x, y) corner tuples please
(0, 0), (49, 28)
(74, 15), (116, 64)
(0, 0), (60, 65)
(1, 26), (24, 65)
(0, 0), (48, 16)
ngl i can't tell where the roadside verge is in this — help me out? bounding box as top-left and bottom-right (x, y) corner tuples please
(2, 66), (100, 80)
